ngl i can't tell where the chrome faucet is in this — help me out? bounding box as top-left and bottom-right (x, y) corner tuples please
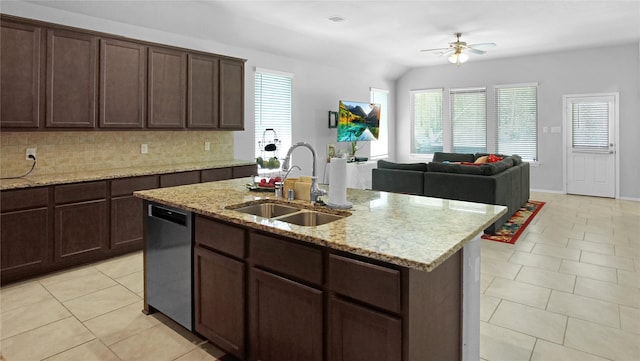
(282, 142), (327, 204)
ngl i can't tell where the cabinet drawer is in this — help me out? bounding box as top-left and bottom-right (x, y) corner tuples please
(232, 165), (256, 179)
(195, 216), (245, 258)
(250, 232), (322, 286)
(329, 254), (401, 313)
(160, 171), (200, 187)
(55, 181), (107, 204)
(1, 187), (49, 212)
(111, 175), (158, 196)
(201, 168), (232, 182)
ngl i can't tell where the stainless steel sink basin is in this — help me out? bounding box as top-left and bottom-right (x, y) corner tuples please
(276, 210), (345, 226)
(232, 203), (300, 218)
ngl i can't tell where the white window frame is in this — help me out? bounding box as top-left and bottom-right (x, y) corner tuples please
(254, 67), (293, 174)
(494, 83), (538, 161)
(410, 88), (444, 158)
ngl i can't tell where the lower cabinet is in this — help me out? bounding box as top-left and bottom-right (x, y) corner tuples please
(194, 246), (245, 359)
(329, 297), (402, 361)
(110, 175), (159, 251)
(250, 268), (323, 361)
(54, 199), (107, 262)
(0, 207), (49, 278)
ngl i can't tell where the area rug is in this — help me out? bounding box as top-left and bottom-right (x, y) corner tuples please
(481, 200), (545, 245)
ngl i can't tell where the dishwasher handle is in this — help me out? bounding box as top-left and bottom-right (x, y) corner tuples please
(149, 204), (188, 226)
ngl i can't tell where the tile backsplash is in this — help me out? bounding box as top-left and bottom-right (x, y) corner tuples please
(0, 131), (234, 177)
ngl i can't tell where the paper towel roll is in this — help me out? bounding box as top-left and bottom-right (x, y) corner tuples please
(328, 157), (351, 208)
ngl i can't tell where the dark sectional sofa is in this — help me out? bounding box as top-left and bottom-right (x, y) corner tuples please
(371, 152), (530, 233)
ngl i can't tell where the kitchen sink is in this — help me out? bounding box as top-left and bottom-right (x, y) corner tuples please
(276, 210), (345, 226)
(227, 201), (348, 226)
(231, 203), (300, 218)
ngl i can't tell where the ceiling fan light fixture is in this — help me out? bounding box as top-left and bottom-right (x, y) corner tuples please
(448, 51), (469, 65)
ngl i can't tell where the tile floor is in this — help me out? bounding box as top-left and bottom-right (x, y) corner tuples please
(0, 192), (638, 361)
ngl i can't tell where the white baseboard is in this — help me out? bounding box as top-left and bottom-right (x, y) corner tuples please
(530, 188), (565, 194)
(618, 196), (640, 202)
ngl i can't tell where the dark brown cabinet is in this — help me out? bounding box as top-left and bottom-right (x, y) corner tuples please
(250, 268), (323, 361)
(0, 20), (43, 128)
(1, 15), (245, 131)
(194, 247), (245, 359)
(201, 168), (233, 182)
(54, 181), (107, 263)
(219, 59), (245, 130)
(160, 171), (200, 187)
(188, 54), (219, 129)
(110, 175), (158, 250)
(46, 29), (98, 128)
(0, 188), (50, 280)
(148, 47), (187, 128)
(329, 297), (401, 361)
(232, 164), (257, 178)
(100, 38), (146, 128)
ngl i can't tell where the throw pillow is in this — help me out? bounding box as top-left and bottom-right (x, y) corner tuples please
(474, 155), (488, 164)
(487, 154), (504, 163)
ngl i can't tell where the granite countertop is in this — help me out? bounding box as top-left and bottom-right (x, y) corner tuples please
(0, 160), (255, 190)
(135, 178), (507, 272)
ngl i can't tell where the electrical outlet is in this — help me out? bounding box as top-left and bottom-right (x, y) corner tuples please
(205, 142), (211, 151)
(141, 144), (148, 154)
(26, 147), (37, 160)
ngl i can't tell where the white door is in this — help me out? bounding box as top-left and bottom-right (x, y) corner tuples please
(564, 94), (617, 198)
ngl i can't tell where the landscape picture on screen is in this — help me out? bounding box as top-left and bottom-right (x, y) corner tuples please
(337, 100), (381, 142)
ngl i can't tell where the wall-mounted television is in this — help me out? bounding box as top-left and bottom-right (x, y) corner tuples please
(337, 100), (381, 142)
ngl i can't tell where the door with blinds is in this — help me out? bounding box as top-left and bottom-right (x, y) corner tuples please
(565, 94), (617, 198)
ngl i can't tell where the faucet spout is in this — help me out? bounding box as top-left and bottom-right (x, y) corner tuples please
(282, 142), (327, 204)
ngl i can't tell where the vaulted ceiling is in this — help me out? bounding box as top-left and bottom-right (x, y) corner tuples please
(19, 0), (640, 79)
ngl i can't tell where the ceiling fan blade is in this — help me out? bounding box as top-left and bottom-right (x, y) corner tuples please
(439, 49), (455, 57)
(467, 48), (486, 55)
(468, 42), (496, 50)
(420, 47), (451, 53)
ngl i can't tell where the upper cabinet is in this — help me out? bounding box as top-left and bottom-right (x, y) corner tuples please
(0, 20), (44, 128)
(148, 47), (187, 128)
(100, 38), (146, 128)
(46, 29), (99, 128)
(219, 59), (245, 130)
(188, 54), (220, 129)
(0, 15), (245, 131)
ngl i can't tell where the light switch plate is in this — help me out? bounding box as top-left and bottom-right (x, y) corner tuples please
(141, 144), (148, 154)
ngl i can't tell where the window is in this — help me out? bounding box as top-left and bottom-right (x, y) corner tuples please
(254, 68), (292, 172)
(411, 89), (443, 154)
(496, 84), (537, 160)
(450, 88), (486, 154)
(370, 88), (389, 158)
(571, 101), (609, 150)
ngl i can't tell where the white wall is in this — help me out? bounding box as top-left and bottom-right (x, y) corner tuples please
(2, 1), (395, 181)
(395, 43), (640, 199)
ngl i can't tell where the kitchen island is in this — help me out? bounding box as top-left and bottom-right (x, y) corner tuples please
(135, 177), (506, 361)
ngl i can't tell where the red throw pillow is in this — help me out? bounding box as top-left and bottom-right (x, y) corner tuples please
(488, 154), (503, 163)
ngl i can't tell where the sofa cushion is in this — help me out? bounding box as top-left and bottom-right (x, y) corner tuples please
(433, 152), (475, 163)
(378, 160), (428, 172)
(427, 162), (459, 173)
(480, 160), (509, 175)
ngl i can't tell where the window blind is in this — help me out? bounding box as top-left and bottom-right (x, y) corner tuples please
(496, 85), (537, 160)
(411, 89), (443, 154)
(370, 88), (389, 158)
(450, 88), (486, 154)
(254, 70), (292, 168)
(571, 101), (609, 150)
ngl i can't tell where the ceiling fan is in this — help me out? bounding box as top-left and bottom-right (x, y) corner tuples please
(421, 33), (496, 66)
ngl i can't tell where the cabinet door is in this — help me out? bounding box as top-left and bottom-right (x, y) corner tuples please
(160, 171), (200, 188)
(232, 164), (257, 179)
(1, 208), (49, 282)
(194, 247), (245, 359)
(110, 195), (143, 250)
(329, 297), (401, 361)
(46, 29), (98, 128)
(100, 38), (146, 128)
(1, 20), (43, 128)
(188, 54), (219, 128)
(54, 200), (107, 262)
(219, 59), (244, 130)
(250, 268), (323, 361)
(148, 47), (187, 128)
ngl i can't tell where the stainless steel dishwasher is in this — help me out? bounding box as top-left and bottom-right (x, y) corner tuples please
(145, 202), (193, 331)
